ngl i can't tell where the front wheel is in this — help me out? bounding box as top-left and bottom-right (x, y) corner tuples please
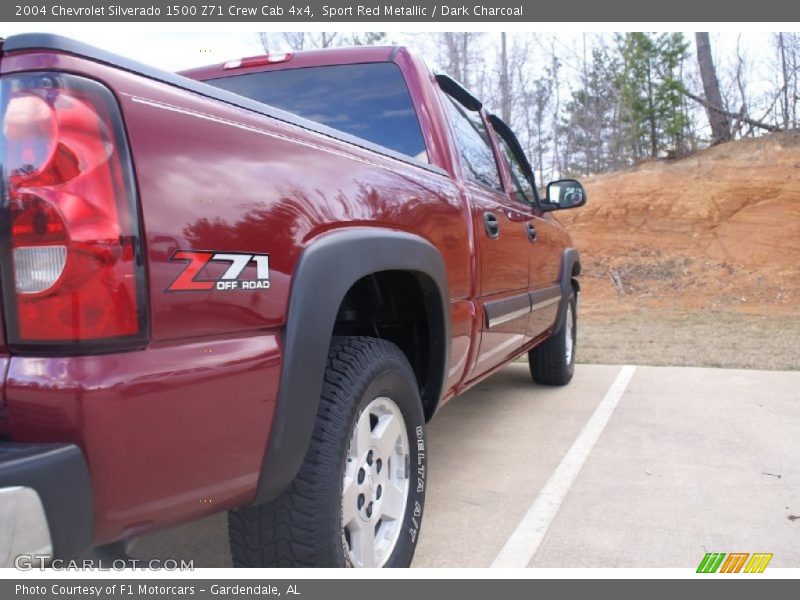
(228, 336), (427, 567)
(528, 289), (577, 386)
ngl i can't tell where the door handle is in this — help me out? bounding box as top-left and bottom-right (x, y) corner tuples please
(526, 222), (537, 242)
(484, 212), (500, 239)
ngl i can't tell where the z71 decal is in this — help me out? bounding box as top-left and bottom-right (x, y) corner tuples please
(167, 250), (270, 292)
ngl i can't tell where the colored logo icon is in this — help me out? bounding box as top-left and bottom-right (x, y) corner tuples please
(697, 552), (773, 573)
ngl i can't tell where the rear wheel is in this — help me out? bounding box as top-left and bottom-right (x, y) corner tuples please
(228, 336), (427, 567)
(529, 289), (577, 386)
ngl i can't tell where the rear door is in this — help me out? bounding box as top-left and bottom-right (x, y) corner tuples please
(439, 93), (533, 378)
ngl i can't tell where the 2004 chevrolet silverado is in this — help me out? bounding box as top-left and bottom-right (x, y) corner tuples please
(0, 34), (585, 568)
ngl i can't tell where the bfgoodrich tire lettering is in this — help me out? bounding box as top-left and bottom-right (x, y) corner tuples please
(228, 336), (426, 567)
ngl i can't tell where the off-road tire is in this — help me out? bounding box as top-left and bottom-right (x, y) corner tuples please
(228, 336), (427, 567)
(528, 290), (577, 386)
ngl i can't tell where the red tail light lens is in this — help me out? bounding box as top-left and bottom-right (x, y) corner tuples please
(1, 72), (148, 352)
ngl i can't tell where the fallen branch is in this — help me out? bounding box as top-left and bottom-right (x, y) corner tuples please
(610, 270), (626, 295)
(682, 89), (780, 133)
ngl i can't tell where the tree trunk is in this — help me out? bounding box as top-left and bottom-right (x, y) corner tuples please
(462, 34), (469, 87)
(695, 33), (731, 144)
(499, 33), (511, 124)
(550, 39), (561, 176)
(646, 56), (657, 157)
(778, 33), (790, 128)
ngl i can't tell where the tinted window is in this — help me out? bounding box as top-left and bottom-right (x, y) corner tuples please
(208, 63), (428, 162)
(441, 94), (502, 191)
(495, 133), (535, 203)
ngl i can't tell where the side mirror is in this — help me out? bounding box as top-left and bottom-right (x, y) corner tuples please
(539, 179), (586, 211)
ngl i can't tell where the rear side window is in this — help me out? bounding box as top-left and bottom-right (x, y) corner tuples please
(207, 63), (428, 162)
(441, 94), (503, 192)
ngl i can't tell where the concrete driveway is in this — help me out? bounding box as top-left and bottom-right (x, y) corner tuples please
(129, 363), (800, 568)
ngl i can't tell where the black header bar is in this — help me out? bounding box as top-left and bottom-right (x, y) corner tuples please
(2, 0), (799, 22)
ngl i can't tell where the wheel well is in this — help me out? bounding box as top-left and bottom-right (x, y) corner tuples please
(333, 271), (438, 420)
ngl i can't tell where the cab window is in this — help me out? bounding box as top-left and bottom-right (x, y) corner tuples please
(209, 62), (429, 162)
(441, 94), (504, 192)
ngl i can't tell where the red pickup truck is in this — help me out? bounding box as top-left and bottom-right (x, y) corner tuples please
(0, 34), (585, 568)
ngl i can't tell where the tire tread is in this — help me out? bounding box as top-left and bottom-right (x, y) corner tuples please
(529, 292), (576, 386)
(228, 336), (417, 567)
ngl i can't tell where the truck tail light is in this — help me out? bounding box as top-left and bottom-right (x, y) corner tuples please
(0, 72), (148, 352)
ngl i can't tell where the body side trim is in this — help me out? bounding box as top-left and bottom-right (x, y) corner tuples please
(483, 285), (562, 330)
(530, 285), (562, 312)
(484, 292), (530, 329)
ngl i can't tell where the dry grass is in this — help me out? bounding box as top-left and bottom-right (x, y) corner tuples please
(575, 310), (800, 371)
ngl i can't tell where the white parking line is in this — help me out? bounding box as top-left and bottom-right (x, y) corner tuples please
(491, 365), (637, 568)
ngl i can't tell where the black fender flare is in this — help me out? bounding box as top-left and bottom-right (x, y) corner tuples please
(552, 248), (581, 334)
(255, 228), (450, 503)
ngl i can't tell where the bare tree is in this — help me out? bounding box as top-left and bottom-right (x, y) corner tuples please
(778, 33), (791, 128)
(549, 37), (563, 176)
(775, 32), (799, 129)
(731, 36), (750, 137)
(695, 33), (732, 144)
(488, 32), (533, 134)
(291, 32), (338, 49)
(498, 33), (511, 124)
(260, 32), (385, 53)
(438, 33), (485, 91)
(793, 34), (799, 128)
(258, 33), (270, 53)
